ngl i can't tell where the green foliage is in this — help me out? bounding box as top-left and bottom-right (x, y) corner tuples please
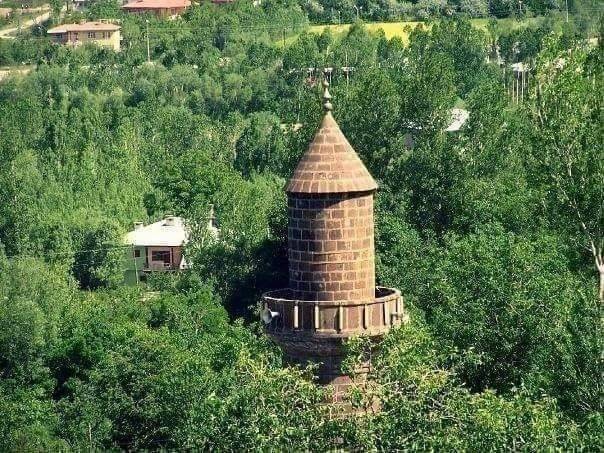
(377, 327), (575, 451)
(424, 227), (598, 398)
(410, 19), (488, 96)
(339, 67), (402, 177)
(187, 171), (288, 317)
(86, 0), (123, 19)
(528, 37), (603, 299)
(0, 256), (74, 385)
(1, 255), (594, 450)
(0, 382), (66, 452)
(235, 111), (292, 177)
(0, 6), (601, 451)
(71, 222), (125, 290)
(300, 0), (562, 22)
(0, 258), (331, 450)
(341, 322), (587, 451)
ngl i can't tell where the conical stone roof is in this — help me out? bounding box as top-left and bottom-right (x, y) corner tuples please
(286, 112), (378, 194)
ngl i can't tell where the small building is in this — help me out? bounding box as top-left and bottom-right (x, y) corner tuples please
(47, 22), (121, 51)
(122, 0), (191, 18)
(123, 212), (218, 284)
(123, 215), (188, 284)
(445, 108), (470, 132)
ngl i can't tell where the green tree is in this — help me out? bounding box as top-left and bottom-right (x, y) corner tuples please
(529, 37), (603, 301)
(338, 67), (401, 178)
(71, 223), (125, 290)
(235, 111), (290, 177)
(422, 225), (600, 413)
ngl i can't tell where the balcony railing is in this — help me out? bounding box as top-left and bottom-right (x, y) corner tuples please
(262, 286), (406, 337)
(142, 262), (177, 272)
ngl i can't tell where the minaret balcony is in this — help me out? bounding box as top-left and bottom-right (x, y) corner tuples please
(261, 286), (406, 338)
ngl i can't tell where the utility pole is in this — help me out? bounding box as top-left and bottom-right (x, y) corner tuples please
(521, 65), (524, 102)
(344, 51), (349, 86)
(146, 19), (150, 63)
(565, 0), (569, 22)
(18, 4), (24, 34)
(324, 66), (333, 85)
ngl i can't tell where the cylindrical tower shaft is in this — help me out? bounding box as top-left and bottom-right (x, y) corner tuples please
(287, 192), (375, 302)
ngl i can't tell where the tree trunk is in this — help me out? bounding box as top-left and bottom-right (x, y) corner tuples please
(599, 268), (604, 303)
(587, 239), (603, 303)
(596, 253), (604, 303)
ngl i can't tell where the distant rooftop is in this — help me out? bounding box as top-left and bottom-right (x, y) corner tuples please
(47, 22), (120, 33)
(122, 0), (191, 9)
(445, 108), (470, 132)
(400, 108), (470, 133)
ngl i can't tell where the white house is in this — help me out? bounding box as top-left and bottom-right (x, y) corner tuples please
(123, 209), (218, 284)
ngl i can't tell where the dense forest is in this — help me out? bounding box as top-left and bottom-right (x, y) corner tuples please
(0, 0), (602, 450)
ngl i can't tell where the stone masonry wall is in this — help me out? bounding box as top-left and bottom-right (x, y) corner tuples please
(287, 192), (375, 303)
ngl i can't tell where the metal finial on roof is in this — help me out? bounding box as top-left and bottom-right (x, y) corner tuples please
(322, 78), (333, 113)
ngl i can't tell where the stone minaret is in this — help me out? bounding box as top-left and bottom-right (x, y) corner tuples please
(262, 80), (405, 403)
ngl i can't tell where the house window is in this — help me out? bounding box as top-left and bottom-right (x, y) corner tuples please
(151, 250), (171, 264)
(134, 249), (141, 258)
(88, 32), (95, 38)
(102, 32), (110, 39)
(171, 8), (176, 14)
(73, 32), (79, 41)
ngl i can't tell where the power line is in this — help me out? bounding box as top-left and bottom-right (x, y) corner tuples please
(4, 244), (132, 261)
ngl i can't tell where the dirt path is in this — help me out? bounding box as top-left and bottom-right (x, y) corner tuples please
(0, 9), (51, 39)
(0, 67), (32, 81)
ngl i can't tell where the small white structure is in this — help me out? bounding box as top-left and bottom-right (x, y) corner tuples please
(445, 108), (470, 132)
(401, 108), (470, 148)
(125, 216), (189, 250)
(510, 62), (528, 73)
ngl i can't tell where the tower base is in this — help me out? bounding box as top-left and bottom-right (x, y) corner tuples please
(275, 333), (371, 404)
(262, 287), (406, 413)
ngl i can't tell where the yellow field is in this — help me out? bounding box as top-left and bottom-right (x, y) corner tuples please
(310, 21), (426, 45)
(297, 18), (541, 46)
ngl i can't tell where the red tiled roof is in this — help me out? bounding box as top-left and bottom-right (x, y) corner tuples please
(122, 0), (191, 9)
(286, 112), (378, 194)
(47, 22), (120, 33)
